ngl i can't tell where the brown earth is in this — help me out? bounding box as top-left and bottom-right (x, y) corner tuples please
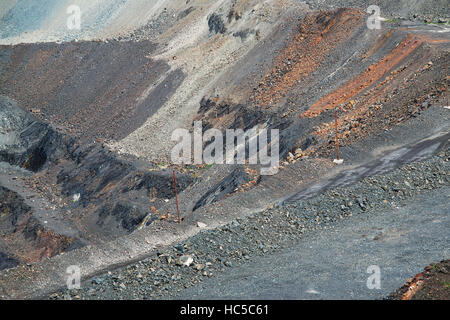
(0, 40), (184, 143)
(388, 260), (450, 300)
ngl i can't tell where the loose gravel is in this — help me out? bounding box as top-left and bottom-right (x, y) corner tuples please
(50, 146), (449, 300)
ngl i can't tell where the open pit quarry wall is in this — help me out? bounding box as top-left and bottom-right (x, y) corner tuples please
(0, 0), (448, 299)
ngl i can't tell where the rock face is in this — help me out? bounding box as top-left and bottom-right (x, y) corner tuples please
(0, 97), (193, 266)
(0, 96), (67, 172)
(192, 167), (251, 211)
(0, 251), (18, 271)
(0, 185), (76, 267)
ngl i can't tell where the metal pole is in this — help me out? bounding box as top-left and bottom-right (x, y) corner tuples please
(335, 109), (340, 161)
(173, 170), (181, 223)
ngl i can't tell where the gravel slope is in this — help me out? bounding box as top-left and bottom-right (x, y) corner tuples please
(50, 146), (449, 300)
(176, 186), (449, 299)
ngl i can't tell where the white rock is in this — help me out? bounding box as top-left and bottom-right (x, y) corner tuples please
(197, 222), (207, 228)
(333, 159), (344, 164)
(176, 255), (193, 267)
(306, 288), (320, 295)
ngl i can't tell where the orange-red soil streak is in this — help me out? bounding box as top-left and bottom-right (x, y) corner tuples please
(252, 8), (364, 106)
(302, 34), (425, 118)
(401, 273), (425, 300)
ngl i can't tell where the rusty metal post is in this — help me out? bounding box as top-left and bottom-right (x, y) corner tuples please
(335, 109), (340, 161)
(173, 170), (181, 223)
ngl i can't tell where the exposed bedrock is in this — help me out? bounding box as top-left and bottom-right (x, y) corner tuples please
(0, 96), (194, 267)
(0, 96), (70, 171)
(0, 185), (78, 269)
